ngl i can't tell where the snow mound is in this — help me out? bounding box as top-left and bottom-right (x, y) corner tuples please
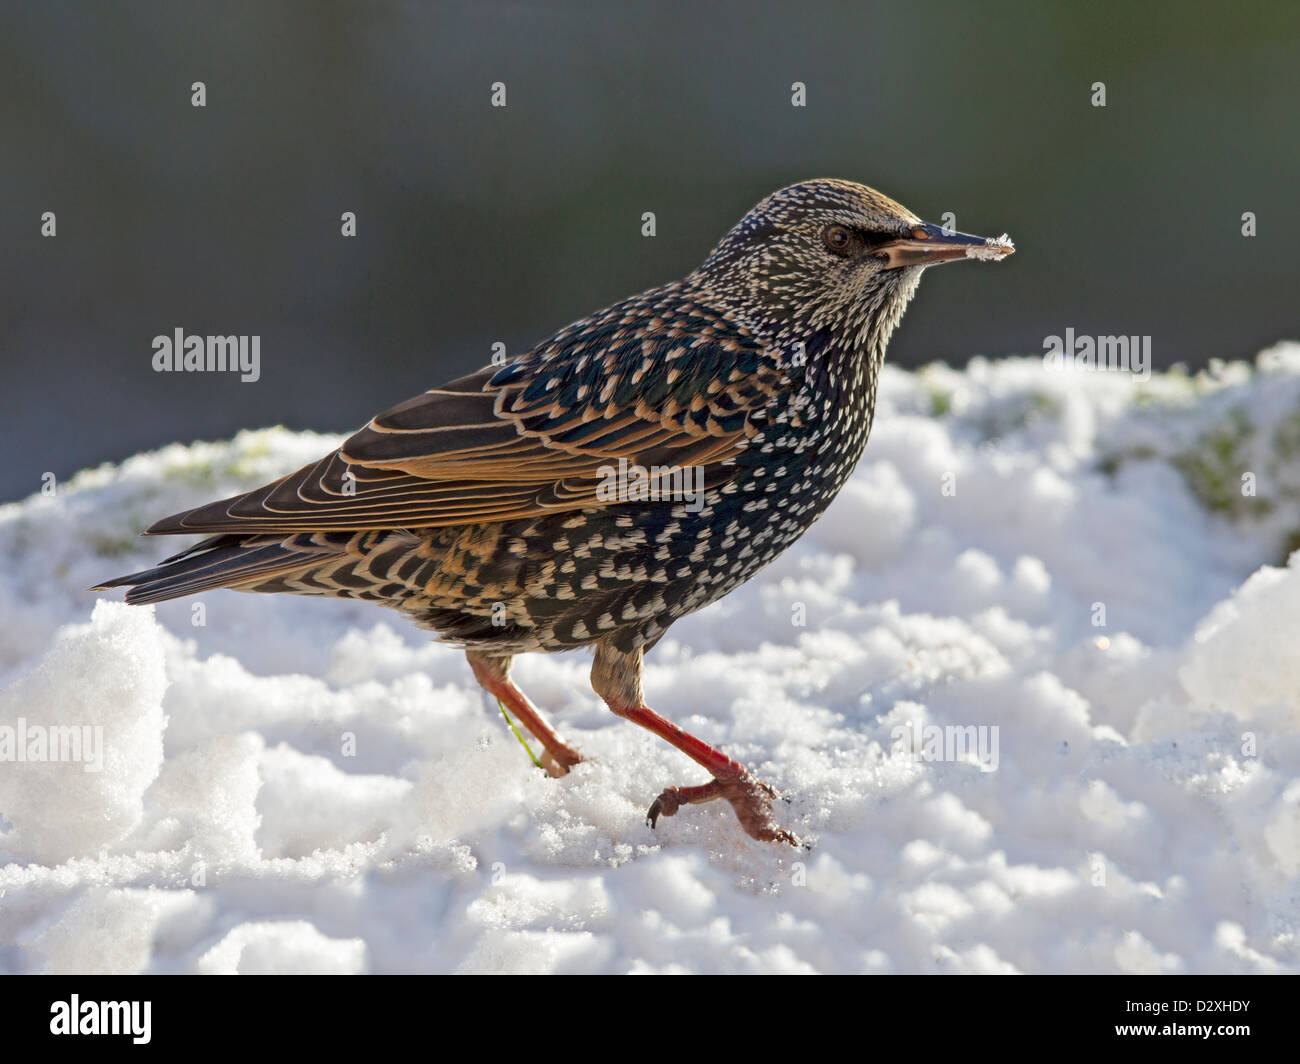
(0, 602), (167, 865)
(2, 349), (1300, 973)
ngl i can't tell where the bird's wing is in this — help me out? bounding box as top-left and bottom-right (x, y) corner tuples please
(146, 293), (787, 535)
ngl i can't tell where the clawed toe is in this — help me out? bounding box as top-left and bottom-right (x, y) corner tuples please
(540, 748), (582, 778)
(645, 774), (799, 846)
(646, 787), (682, 828)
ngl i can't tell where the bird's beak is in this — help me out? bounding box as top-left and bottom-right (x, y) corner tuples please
(876, 222), (1015, 269)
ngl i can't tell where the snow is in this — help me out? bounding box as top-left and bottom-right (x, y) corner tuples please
(3, 346), (1300, 974)
(965, 234), (1015, 261)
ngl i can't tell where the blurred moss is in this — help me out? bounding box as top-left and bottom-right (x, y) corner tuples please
(972, 390), (1060, 441)
(1272, 411), (1300, 461)
(86, 532), (139, 558)
(1281, 529), (1300, 559)
(928, 389), (953, 417)
(1097, 444), (1157, 477)
(1172, 406), (1273, 518)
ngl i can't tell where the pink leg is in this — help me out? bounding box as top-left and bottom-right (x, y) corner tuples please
(467, 651), (583, 777)
(591, 641), (799, 846)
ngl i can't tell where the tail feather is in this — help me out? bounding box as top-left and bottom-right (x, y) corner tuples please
(91, 533), (340, 605)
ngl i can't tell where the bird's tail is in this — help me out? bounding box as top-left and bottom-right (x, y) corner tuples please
(91, 533), (347, 605)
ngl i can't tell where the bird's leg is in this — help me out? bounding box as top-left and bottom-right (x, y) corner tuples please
(591, 639), (798, 846)
(466, 650), (583, 777)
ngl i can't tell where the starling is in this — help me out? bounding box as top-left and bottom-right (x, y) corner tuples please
(95, 179), (1013, 846)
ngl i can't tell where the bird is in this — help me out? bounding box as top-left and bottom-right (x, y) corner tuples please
(95, 179), (1013, 846)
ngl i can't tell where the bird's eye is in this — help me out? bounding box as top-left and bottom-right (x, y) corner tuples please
(823, 224), (852, 255)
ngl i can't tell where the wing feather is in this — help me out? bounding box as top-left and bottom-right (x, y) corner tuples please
(146, 287), (786, 536)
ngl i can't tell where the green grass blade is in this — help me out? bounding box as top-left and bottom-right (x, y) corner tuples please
(497, 698), (545, 771)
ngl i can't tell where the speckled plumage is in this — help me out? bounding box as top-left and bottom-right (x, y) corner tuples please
(97, 179), (1012, 844)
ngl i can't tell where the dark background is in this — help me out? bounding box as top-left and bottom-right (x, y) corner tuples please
(2, 0), (1297, 503)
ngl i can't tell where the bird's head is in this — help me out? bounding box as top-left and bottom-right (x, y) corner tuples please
(694, 178), (1013, 356)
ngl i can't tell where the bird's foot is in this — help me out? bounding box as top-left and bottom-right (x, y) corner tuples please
(539, 745), (583, 779)
(647, 773), (799, 846)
